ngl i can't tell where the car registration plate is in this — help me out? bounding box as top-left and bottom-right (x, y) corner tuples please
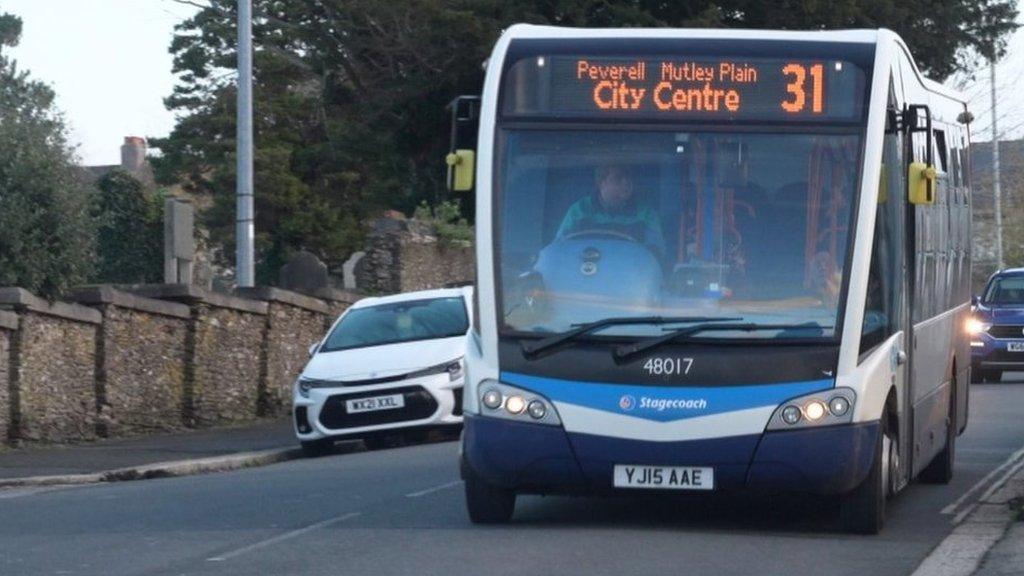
(613, 465), (714, 491)
(346, 394), (405, 413)
(1008, 342), (1024, 352)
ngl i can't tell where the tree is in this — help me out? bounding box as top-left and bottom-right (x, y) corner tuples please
(0, 8), (95, 297)
(93, 171), (164, 284)
(154, 0), (1017, 283)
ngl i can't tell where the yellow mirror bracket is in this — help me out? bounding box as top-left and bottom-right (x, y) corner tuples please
(908, 162), (936, 205)
(446, 149), (475, 192)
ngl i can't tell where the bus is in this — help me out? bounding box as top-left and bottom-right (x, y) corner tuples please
(446, 26), (973, 534)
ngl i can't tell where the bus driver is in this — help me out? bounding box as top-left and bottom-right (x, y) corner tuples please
(556, 164), (666, 256)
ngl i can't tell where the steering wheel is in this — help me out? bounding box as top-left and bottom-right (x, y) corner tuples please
(562, 228), (640, 243)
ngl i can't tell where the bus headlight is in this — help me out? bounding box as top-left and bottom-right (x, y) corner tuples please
(767, 388), (856, 430)
(477, 380), (561, 426)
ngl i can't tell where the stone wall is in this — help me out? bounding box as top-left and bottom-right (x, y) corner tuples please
(71, 287), (190, 436)
(238, 287), (329, 416)
(0, 311), (16, 445)
(0, 282), (370, 445)
(0, 289), (101, 443)
(128, 286), (270, 427)
(357, 217), (474, 294)
(310, 287), (360, 330)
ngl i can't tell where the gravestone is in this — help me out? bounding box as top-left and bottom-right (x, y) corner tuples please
(342, 251), (365, 290)
(279, 251), (330, 294)
(164, 198), (195, 284)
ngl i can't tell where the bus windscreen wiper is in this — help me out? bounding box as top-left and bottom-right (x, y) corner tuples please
(613, 322), (831, 361)
(521, 316), (742, 358)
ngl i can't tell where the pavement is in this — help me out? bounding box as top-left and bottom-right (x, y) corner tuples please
(0, 384), (1023, 575)
(0, 419), (300, 484)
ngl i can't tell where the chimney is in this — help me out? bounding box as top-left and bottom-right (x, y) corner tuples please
(120, 136), (147, 173)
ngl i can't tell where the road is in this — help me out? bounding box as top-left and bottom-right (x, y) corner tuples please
(2, 380), (1023, 576)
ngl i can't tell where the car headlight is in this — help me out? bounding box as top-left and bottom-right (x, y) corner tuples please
(295, 377), (343, 398)
(476, 380), (561, 426)
(966, 318), (991, 335)
(296, 378), (313, 399)
(766, 388), (856, 430)
(408, 357), (464, 382)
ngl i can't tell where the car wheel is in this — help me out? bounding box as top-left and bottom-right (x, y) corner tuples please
(840, 417), (890, 534)
(971, 366), (984, 383)
(920, 375), (957, 484)
(464, 460), (516, 524)
(300, 439), (335, 458)
(989, 370), (1003, 383)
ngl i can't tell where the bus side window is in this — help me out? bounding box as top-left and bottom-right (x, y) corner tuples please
(934, 129), (948, 173)
(861, 78), (905, 358)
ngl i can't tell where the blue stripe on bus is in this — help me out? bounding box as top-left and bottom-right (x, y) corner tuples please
(500, 372), (833, 423)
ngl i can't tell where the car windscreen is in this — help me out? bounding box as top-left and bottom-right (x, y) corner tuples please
(321, 297), (469, 352)
(984, 276), (1024, 305)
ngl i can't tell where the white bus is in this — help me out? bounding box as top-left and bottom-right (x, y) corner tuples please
(447, 26), (973, 534)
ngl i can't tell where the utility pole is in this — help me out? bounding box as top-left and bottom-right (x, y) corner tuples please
(990, 59), (1005, 270)
(236, 0), (255, 287)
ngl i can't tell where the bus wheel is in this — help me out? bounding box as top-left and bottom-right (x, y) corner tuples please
(920, 376), (956, 484)
(464, 463), (515, 524)
(840, 417), (890, 534)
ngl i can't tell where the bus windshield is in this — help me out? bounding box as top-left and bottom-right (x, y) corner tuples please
(496, 128), (861, 339)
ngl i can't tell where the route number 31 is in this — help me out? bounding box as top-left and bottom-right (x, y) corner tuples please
(781, 63), (824, 114)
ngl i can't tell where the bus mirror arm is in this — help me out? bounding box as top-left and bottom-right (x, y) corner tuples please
(906, 104), (936, 205)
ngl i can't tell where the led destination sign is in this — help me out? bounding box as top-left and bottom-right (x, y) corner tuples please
(502, 55), (866, 122)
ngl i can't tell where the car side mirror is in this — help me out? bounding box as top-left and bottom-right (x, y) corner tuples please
(971, 295), (980, 306)
(308, 342), (319, 357)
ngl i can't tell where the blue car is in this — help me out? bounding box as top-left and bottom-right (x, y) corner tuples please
(970, 268), (1024, 383)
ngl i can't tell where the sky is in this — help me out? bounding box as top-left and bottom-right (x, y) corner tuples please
(3, 0), (198, 166)
(1, 1), (1022, 167)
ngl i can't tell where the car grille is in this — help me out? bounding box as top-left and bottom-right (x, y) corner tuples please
(318, 386), (438, 429)
(988, 325), (1024, 339)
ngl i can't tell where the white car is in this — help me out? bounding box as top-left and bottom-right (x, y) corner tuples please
(294, 286), (472, 455)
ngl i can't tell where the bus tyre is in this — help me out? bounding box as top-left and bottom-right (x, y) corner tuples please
(464, 464), (515, 524)
(840, 418), (889, 535)
(300, 439), (334, 458)
(920, 378), (956, 484)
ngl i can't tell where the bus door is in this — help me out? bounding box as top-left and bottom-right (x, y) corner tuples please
(881, 73), (912, 490)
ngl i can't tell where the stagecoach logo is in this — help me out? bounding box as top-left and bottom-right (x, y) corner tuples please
(617, 394), (710, 414)
(619, 395), (637, 411)
(580, 261), (598, 276)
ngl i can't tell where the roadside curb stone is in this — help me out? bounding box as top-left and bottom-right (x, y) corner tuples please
(911, 458), (1024, 576)
(0, 448), (302, 489)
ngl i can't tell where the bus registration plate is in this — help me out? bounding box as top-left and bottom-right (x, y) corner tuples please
(613, 465), (714, 490)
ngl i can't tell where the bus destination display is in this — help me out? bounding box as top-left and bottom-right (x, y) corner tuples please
(502, 56), (865, 121)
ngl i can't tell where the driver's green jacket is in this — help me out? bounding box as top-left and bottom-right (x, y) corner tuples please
(556, 195), (666, 255)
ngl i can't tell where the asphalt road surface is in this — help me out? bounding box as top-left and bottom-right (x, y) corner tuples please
(2, 379), (1024, 576)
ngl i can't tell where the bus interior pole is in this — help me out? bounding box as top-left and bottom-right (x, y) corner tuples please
(236, 0), (255, 287)
(990, 58), (1004, 271)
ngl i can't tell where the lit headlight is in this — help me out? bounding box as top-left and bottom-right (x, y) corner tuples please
(966, 318), (991, 335)
(767, 388), (856, 430)
(476, 380), (561, 426)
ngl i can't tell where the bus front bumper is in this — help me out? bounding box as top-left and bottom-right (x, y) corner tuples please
(462, 414), (879, 496)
